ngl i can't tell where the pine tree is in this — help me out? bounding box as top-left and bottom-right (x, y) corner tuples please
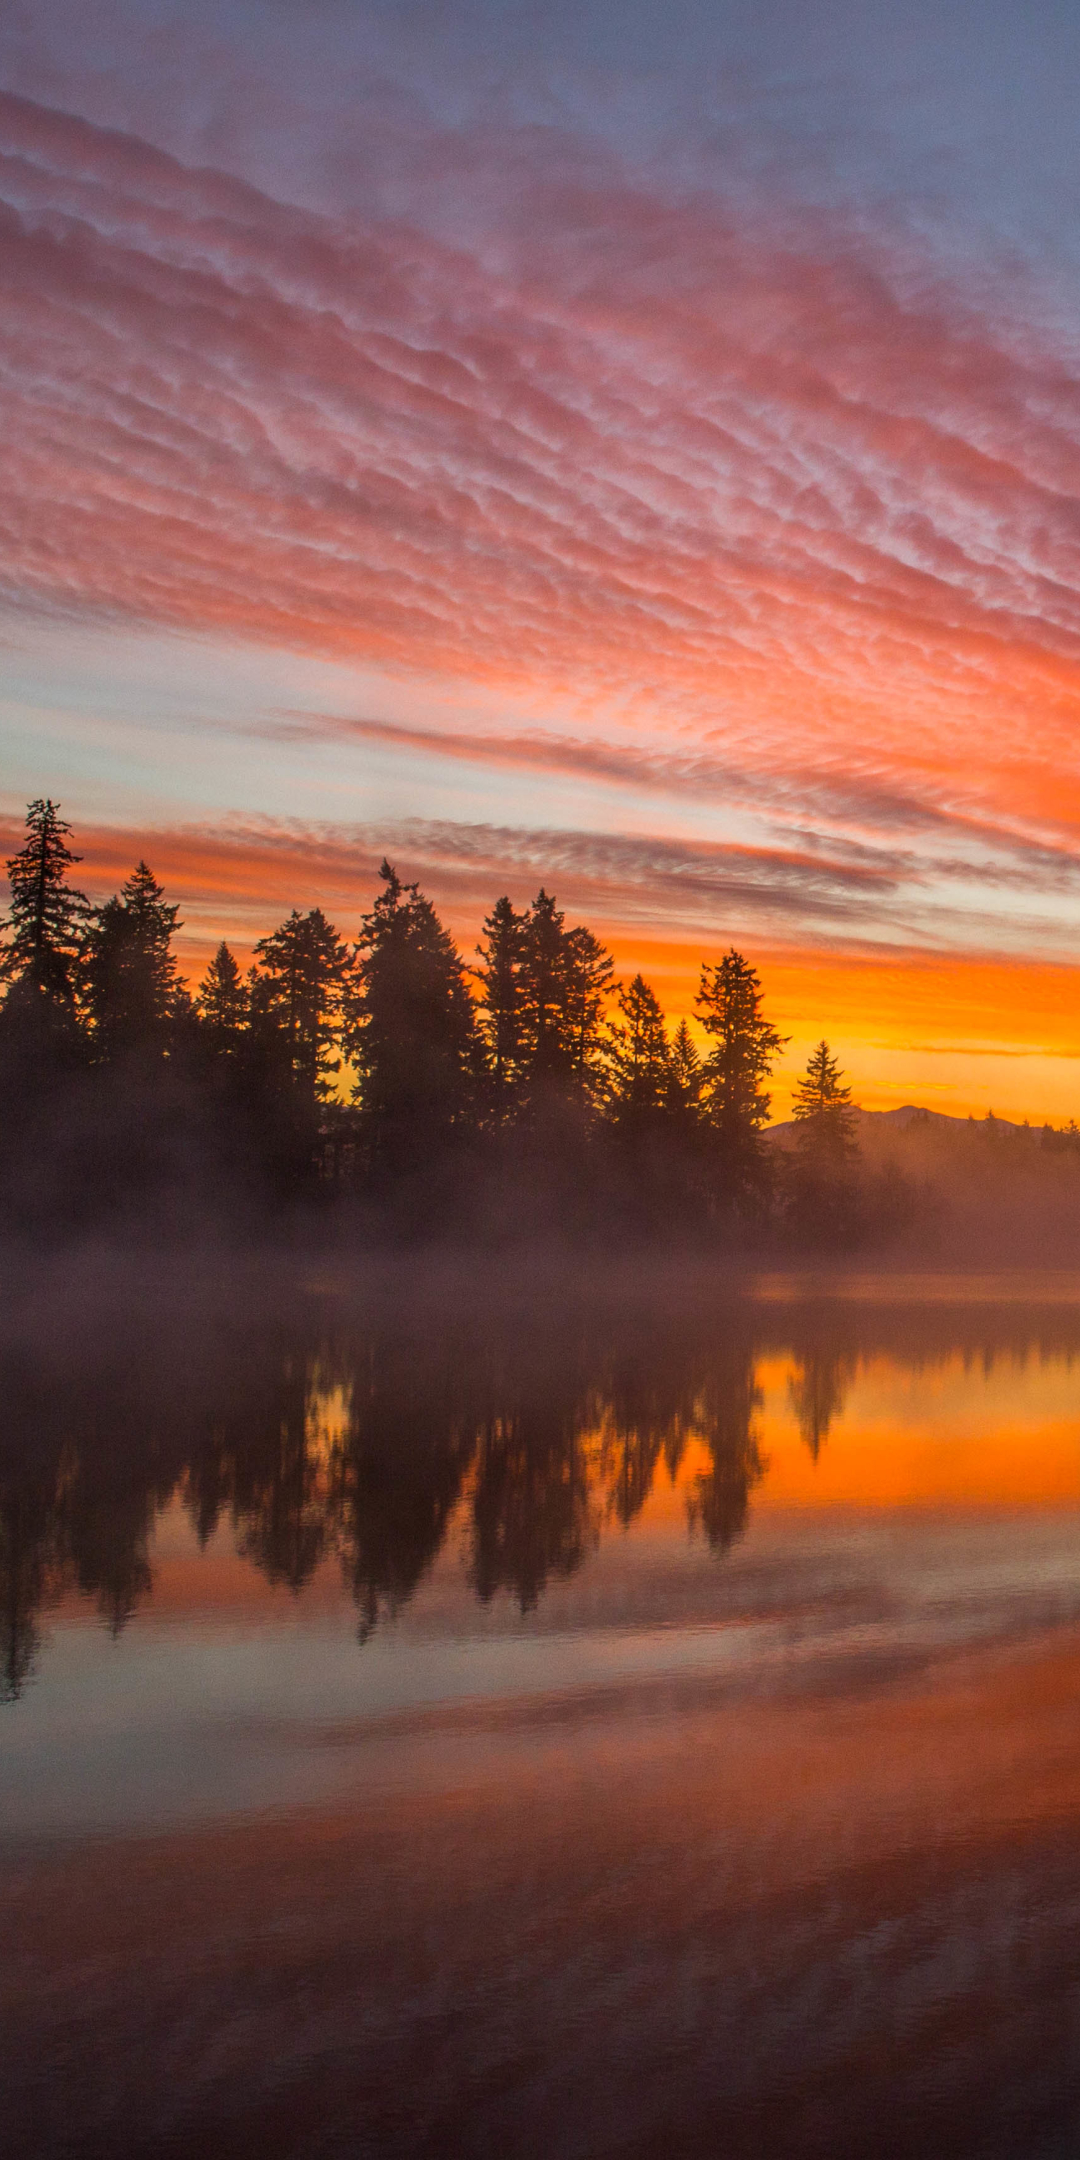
(787, 1041), (860, 1245)
(251, 908), (349, 1105)
(606, 974), (671, 1128)
(83, 862), (183, 1058)
(475, 896), (528, 1118)
(695, 950), (784, 1204)
(563, 924), (614, 1100)
(791, 1041), (858, 1164)
(519, 889), (571, 1085)
(667, 1019), (702, 1119)
(1, 799), (88, 1000)
(515, 890), (613, 1110)
(343, 862), (480, 1171)
(198, 942), (248, 1051)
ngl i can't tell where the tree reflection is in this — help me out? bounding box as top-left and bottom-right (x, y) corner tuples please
(686, 1346), (767, 1551)
(229, 1356), (333, 1592)
(472, 1410), (599, 1611)
(788, 1346), (855, 1461)
(333, 1331), (475, 1638)
(0, 1472), (61, 1701)
(4, 1277), (1059, 1697)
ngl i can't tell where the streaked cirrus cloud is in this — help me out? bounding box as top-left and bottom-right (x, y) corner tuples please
(3, 0), (1080, 1117)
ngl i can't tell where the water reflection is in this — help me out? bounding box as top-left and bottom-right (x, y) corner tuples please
(788, 1346), (855, 1461)
(5, 1269), (1080, 1700)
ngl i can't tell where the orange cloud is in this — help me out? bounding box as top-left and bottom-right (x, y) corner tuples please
(5, 91), (1080, 1118)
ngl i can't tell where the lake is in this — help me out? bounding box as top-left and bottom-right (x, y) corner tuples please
(5, 1254), (1080, 2158)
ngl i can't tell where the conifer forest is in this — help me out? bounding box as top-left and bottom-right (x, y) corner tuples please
(1, 798), (1073, 1248)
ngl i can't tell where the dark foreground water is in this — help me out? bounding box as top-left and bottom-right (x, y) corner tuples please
(5, 1254), (1080, 2159)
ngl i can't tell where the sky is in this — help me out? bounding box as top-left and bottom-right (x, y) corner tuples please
(4, 0), (1080, 1117)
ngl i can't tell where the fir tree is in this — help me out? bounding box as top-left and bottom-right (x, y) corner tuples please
(198, 942), (249, 1051)
(606, 974), (672, 1128)
(1, 799), (88, 1001)
(787, 1041), (860, 1244)
(516, 890), (613, 1110)
(251, 909), (349, 1105)
(83, 862), (183, 1058)
(791, 1041), (858, 1165)
(666, 1019), (702, 1119)
(475, 896), (528, 1118)
(344, 862), (480, 1171)
(696, 949), (784, 1205)
(563, 923), (615, 1100)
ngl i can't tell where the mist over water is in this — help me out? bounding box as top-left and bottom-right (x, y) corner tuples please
(4, 1248), (1080, 2156)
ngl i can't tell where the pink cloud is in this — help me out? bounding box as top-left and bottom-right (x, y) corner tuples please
(3, 85), (1080, 890)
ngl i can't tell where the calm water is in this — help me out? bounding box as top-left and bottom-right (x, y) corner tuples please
(5, 1257), (1080, 2158)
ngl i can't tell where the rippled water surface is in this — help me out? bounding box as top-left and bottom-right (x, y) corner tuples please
(6, 1258), (1080, 2158)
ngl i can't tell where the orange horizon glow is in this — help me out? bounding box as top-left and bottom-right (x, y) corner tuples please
(6, 81), (1080, 1128)
(5, 807), (1077, 1123)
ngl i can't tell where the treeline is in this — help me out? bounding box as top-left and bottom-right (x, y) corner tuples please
(0, 797), (885, 1241)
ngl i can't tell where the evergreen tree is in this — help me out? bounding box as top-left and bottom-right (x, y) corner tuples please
(563, 923), (615, 1100)
(791, 1041), (858, 1164)
(344, 861), (480, 1172)
(251, 908), (349, 1105)
(667, 1019), (703, 1119)
(1, 799), (88, 1001)
(519, 888), (572, 1086)
(475, 896), (528, 1118)
(696, 949), (784, 1205)
(606, 974), (671, 1129)
(516, 889), (613, 1110)
(197, 942), (248, 1052)
(83, 862), (183, 1059)
(787, 1041), (860, 1244)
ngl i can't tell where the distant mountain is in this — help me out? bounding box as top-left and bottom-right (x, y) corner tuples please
(768, 1104), (1026, 1139)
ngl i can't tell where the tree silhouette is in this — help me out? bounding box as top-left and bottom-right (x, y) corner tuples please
(491, 888), (615, 1118)
(792, 1041), (858, 1158)
(83, 862), (183, 1059)
(475, 896), (528, 1121)
(607, 974), (672, 1131)
(667, 1020), (702, 1118)
(198, 941), (249, 1052)
(345, 862), (481, 1175)
(788, 1040), (860, 1244)
(696, 950), (784, 1210)
(251, 908), (349, 1105)
(1, 798), (88, 1003)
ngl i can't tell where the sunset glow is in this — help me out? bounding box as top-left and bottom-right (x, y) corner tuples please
(5, 3), (1080, 1116)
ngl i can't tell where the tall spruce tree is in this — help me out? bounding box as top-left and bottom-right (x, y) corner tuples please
(791, 1041), (858, 1164)
(198, 942), (249, 1052)
(696, 949), (784, 1207)
(251, 909), (349, 1105)
(667, 1019), (703, 1119)
(1, 799), (88, 1001)
(83, 862), (183, 1059)
(344, 862), (480, 1173)
(786, 1040), (860, 1244)
(563, 923), (614, 1099)
(606, 974), (672, 1130)
(515, 890), (613, 1111)
(475, 896), (528, 1120)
